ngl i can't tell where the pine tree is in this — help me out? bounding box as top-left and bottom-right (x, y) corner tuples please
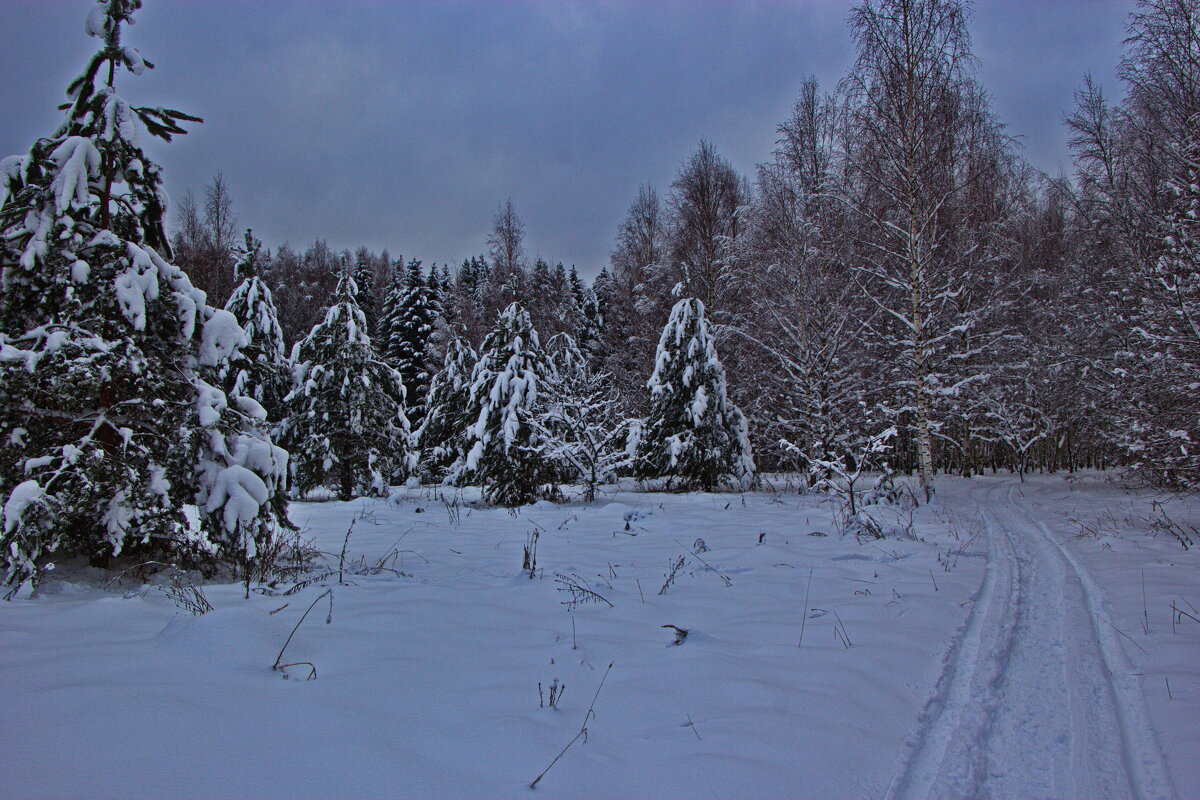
(280, 268), (412, 500)
(416, 336), (477, 482)
(0, 0), (288, 588)
(221, 229), (289, 421)
(452, 303), (553, 506)
(633, 298), (755, 491)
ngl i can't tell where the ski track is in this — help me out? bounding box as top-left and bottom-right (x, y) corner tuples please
(886, 480), (1178, 800)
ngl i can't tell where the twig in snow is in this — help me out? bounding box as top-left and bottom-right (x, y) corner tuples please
(337, 521), (355, 585)
(272, 589), (333, 673)
(674, 538), (731, 586)
(662, 624), (689, 645)
(659, 555), (688, 595)
(1142, 570), (1150, 635)
(832, 610), (852, 648)
(798, 568), (813, 648)
(1102, 616), (1147, 654)
(530, 662), (614, 789)
(556, 574), (613, 610)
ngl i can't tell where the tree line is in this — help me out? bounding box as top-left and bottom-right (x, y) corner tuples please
(1, 0), (1196, 590)
(179, 0), (1200, 500)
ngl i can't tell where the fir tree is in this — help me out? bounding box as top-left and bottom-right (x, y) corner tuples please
(0, 0), (288, 588)
(452, 303), (553, 506)
(221, 229), (289, 421)
(280, 268), (412, 500)
(633, 298), (755, 491)
(416, 336), (477, 482)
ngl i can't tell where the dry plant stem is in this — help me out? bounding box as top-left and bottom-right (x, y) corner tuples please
(1142, 570), (1150, 635)
(1103, 617), (1147, 654)
(273, 589), (333, 672)
(675, 538), (732, 586)
(637, 579), (645, 604)
(798, 568), (814, 648)
(278, 661), (317, 680)
(99, 560), (168, 590)
(832, 609), (852, 648)
(338, 521), (355, 585)
(687, 714), (702, 740)
(530, 662), (614, 790)
(659, 555), (687, 595)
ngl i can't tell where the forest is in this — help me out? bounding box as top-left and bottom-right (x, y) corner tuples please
(0, 1), (1197, 797)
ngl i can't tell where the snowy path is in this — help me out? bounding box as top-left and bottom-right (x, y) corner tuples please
(888, 481), (1178, 800)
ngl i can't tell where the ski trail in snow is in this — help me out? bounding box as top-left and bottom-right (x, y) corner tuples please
(1002, 486), (1178, 800)
(884, 492), (1022, 800)
(886, 480), (1178, 800)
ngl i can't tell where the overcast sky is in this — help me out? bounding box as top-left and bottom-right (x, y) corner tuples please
(0, 0), (1132, 277)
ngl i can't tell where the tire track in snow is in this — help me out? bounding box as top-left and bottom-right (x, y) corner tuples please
(886, 480), (1178, 800)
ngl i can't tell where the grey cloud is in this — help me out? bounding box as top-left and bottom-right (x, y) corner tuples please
(0, 0), (1129, 276)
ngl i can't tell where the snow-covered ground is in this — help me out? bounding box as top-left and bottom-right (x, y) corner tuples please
(0, 475), (1195, 799)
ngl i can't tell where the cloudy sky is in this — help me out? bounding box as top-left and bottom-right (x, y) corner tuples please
(0, 0), (1131, 276)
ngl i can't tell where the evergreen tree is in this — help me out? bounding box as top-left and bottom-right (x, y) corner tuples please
(416, 336), (477, 481)
(379, 258), (436, 418)
(574, 275), (604, 365)
(634, 298), (755, 491)
(452, 303), (553, 506)
(352, 249), (378, 336)
(376, 259), (406, 365)
(280, 268), (412, 500)
(0, 0), (288, 588)
(221, 229), (289, 421)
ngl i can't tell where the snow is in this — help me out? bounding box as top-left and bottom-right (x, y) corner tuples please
(203, 464), (269, 544)
(0, 475), (1193, 798)
(113, 243), (162, 331)
(199, 308), (247, 367)
(2, 480), (42, 536)
(84, 3), (108, 38)
(48, 136), (99, 214)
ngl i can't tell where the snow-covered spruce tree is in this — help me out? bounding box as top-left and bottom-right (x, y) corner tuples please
(415, 336), (476, 482)
(534, 333), (629, 501)
(352, 250), (378, 336)
(633, 298), (755, 491)
(379, 258), (437, 419)
(279, 268), (412, 500)
(221, 229), (289, 421)
(452, 303), (554, 506)
(376, 263), (406, 362)
(0, 0), (288, 589)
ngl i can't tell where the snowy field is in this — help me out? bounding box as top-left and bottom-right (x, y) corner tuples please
(0, 474), (1196, 799)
